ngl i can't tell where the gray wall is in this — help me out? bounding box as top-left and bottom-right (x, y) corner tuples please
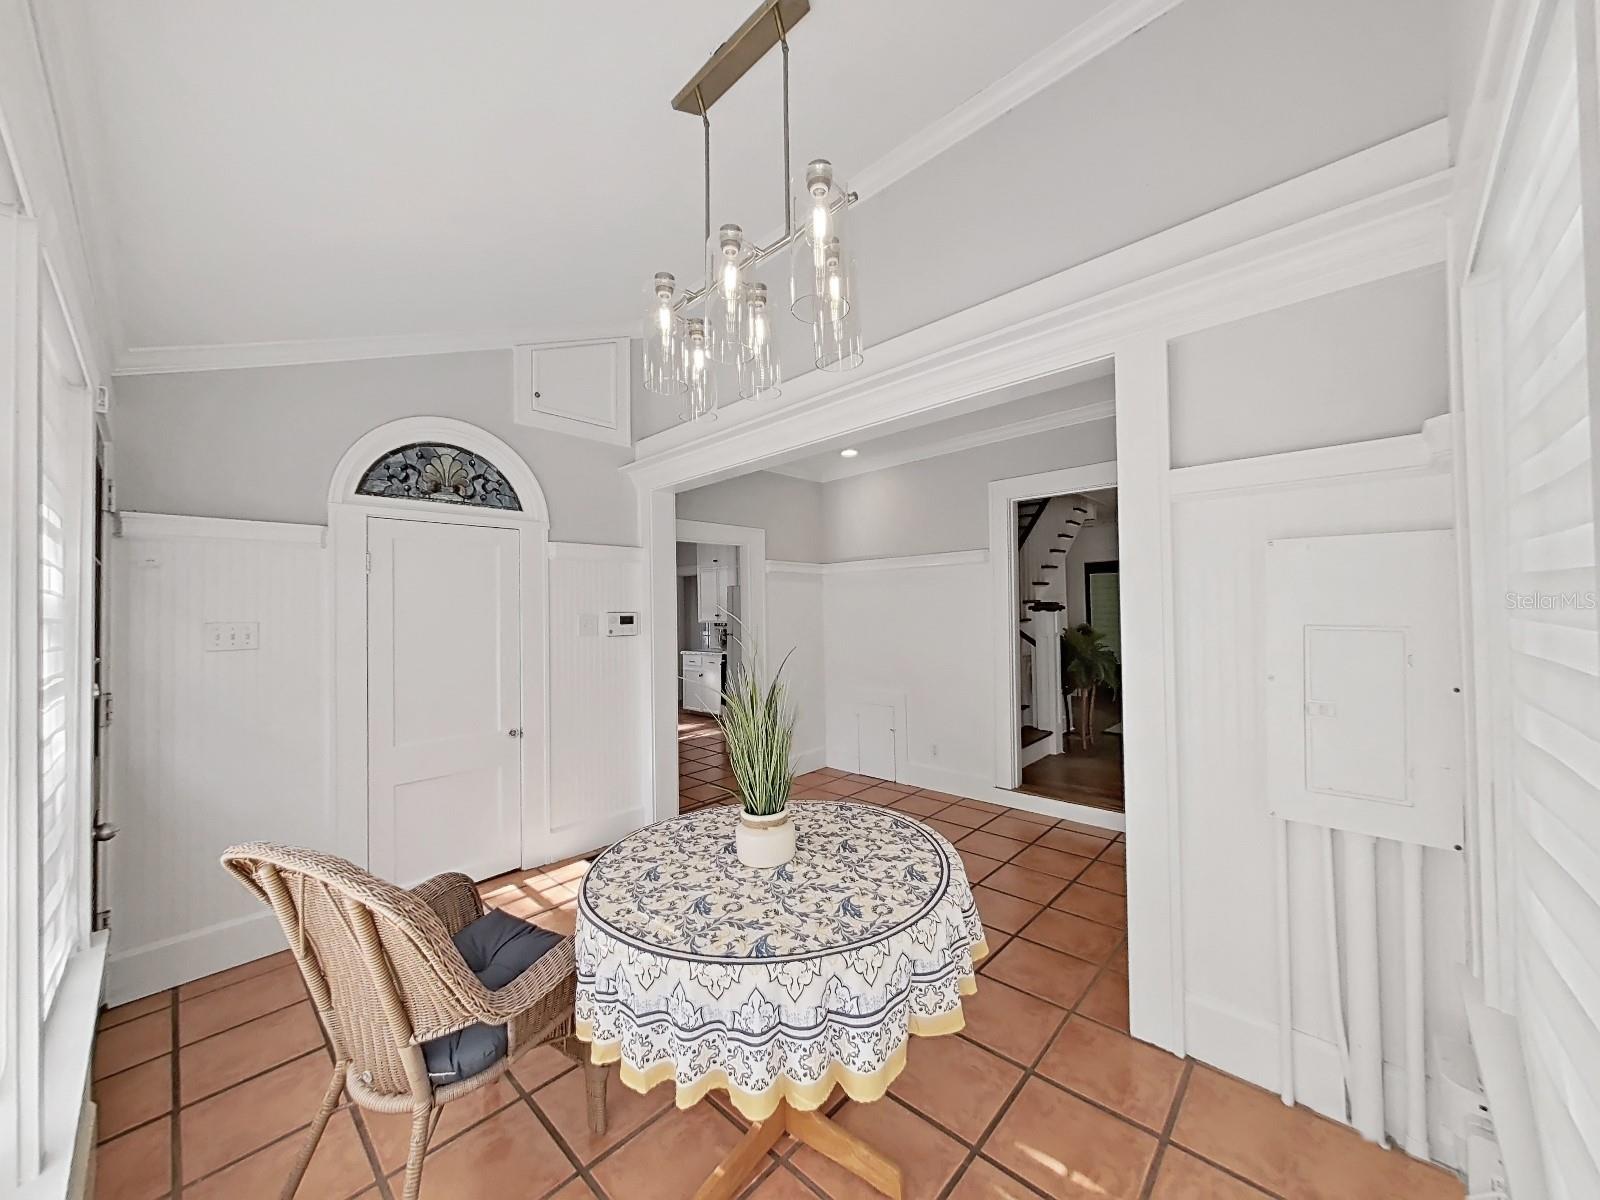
(673, 415), (1118, 565)
(822, 419), (1118, 562)
(113, 349), (639, 544)
(1168, 265), (1449, 468)
(676, 472), (826, 563)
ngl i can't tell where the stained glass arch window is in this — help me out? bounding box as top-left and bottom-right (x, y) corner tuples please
(355, 442), (522, 511)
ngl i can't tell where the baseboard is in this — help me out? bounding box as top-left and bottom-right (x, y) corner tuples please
(895, 760), (992, 799)
(792, 745), (827, 774)
(1019, 737), (1055, 769)
(1185, 993), (1468, 1170)
(978, 786), (1126, 833)
(105, 908), (286, 1006)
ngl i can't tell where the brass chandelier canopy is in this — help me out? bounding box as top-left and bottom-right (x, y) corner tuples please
(641, 0), (863, 422)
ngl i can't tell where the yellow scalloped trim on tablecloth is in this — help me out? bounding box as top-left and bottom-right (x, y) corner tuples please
(575, 938), (988, 1123)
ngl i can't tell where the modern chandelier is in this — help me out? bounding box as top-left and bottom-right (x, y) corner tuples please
(641, 0), (863, 422)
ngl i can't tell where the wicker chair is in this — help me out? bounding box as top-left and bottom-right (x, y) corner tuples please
(221, 843), (607, 1200)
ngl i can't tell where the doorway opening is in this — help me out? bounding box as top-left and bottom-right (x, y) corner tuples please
(1015, 486), (1124, 812)
(676, 538), (742, 812)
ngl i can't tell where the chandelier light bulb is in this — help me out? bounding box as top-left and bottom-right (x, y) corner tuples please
(806, 160), (834, 243)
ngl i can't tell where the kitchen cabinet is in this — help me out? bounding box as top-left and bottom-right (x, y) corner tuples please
(695, 547), (736, 623)
(681, 651), (725, 715)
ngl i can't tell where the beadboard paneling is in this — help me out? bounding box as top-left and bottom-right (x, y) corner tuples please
(822, 554), (994, 793)
(1170, 467), (1471, 1161)
(545, 545), (648, 860)
(107, 516), (330, 1002)
(767, 565), (826, 772)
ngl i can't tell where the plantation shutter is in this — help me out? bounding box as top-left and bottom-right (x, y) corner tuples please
(37, 305), (88, 1017)
(1475, 2), (1600, 1194)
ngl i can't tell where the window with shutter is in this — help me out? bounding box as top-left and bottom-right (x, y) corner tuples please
(36, 317), (89, 1019)
(1467, 1), (1600, 1192)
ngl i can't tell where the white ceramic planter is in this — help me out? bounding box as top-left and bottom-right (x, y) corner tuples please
(736, 808), (797, 868)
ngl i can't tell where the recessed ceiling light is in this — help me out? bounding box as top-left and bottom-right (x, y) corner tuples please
(839, 448), (859, 458)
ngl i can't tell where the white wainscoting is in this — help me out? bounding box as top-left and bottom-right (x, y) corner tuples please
(822, 552), (995, 795)
(1168, 454), (1474, 1167)
(107, 514), (331, 1004)
(106, 518), (650, 1002)
(544, 543), (649, 862)
(766, 563), (826, 773)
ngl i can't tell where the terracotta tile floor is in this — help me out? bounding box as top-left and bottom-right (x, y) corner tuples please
(93, 731), (1464, 1199)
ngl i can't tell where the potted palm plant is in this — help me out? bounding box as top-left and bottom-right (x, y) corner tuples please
(1060, 623), (1119, 750)
(720, 650), (799, 868)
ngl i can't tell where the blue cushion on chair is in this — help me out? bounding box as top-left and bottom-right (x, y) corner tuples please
(421, 909), (563, 1085)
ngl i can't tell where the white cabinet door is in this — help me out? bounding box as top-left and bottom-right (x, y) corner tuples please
(367, 518), (522, 885)
(855, 704), (897, 781)
(513, 336), (630, 445)
(697, 566), (719, 622)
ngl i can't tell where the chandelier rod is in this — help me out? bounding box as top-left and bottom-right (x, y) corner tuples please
(665, 0), (856, 313)
(698, 86), (712, 248)
(777, 8), (792, 240)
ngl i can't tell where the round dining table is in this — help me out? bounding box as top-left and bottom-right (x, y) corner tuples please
(574, 800), (987, 1200)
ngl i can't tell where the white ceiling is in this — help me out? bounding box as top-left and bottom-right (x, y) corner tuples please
(766, 358), (1114, 482)
(67, 0), (1119, 358)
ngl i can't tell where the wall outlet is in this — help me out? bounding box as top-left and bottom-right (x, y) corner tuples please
(930, 744), (939, 759)
(204, 621), (259, 652)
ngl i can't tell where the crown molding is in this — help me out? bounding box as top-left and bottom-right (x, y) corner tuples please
(766, 397), (1116, 483)
(850, 0), (1189, 203)
(111, 322), (637, 376)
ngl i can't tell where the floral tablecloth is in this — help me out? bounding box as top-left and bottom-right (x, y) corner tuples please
(573, 801), (987, 1120)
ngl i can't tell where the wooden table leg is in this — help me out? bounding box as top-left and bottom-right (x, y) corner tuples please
(692, 1099), (904, 1200)
(691, 1104), (787, 1200)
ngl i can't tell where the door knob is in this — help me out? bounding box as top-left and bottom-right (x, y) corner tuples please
(507, 728), (524, 738)
(93, 821), (120, 843)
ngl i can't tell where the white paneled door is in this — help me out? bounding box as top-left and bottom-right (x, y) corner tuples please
(367, 517), (522, 886)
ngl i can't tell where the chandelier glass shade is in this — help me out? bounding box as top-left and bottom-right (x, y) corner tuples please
(737, 282), (782, 399)
(642, 272), (685, 394)
(682, 317), (717, 421)
(638, 1), (862, 420)
(706, 225), (757, 365)
(812, 245), (863, 372)
(788, 160), (853, 323)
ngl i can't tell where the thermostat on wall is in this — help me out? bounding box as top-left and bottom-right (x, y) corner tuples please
(605, 612), (639, 637)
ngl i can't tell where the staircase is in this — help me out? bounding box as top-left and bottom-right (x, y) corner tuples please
(1015, 494), (1096, 762)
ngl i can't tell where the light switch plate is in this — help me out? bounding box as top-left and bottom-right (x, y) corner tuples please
(578, 612), (600, 637)
(204, 621), (259, 652)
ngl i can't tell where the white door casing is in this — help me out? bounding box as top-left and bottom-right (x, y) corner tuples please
(987, 459), (1119, 792)
(366, 517), (522, 886)
(329, 418), (550, 877)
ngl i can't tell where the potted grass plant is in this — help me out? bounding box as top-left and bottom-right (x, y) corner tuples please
(719, 649), (799, 868)
(1060, 623), (1119, 750)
